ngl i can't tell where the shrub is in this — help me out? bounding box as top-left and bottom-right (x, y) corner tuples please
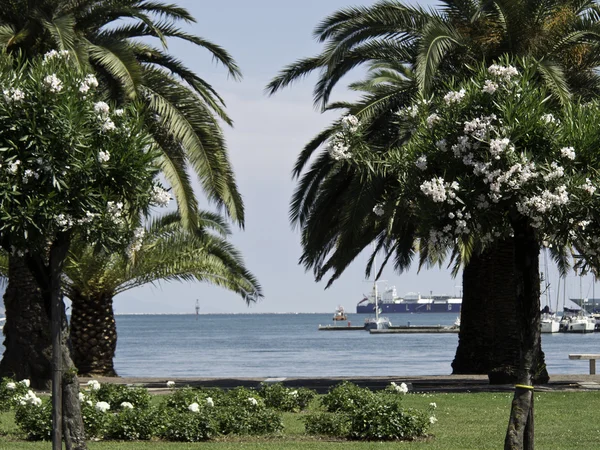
(220, 386), (263, 409)
(14, 400), (52, 441)
(259, 383), (316, 412)
(304, 412), (350, 436)
(95, 383), (151, 410)
(216, 406), (283, 435)
(0, 378), (31, 412)
(162, 386), (205, 411)
(347, 395), (430, 440)
(158, 410), (218, 442)
(321, 381), (376, 413)
(81, 400), (110, 439)
(105, 406), (158, 440)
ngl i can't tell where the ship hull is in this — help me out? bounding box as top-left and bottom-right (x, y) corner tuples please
(357, 302), (462, 314)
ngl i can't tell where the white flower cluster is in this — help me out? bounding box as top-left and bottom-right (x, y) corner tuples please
(541, 113), (558, 125)
(488, 64), (519, 81)
(560, 146), (576, 161)
(6, 159), (20, 175)
(420, 177), (459, 203)
(390, 381), (408, 394)
(415, 155), (428, 171)
(23, 168), (40, 182)
(248, 397), (258, 406)
(428, 228), (454, 250)
(17, 390), (42, 407)
(121, 402), (134, 409)
(463, 115), (496, 140)
(426, 113), (440, 129)
(372, 204), (385, 217)
(97, 150), (110, 163)
(3, 87), (25, 103)
(517, 185), (570, 227)
(206, 397), (215, 407)
(435, 139), (448, 152)
(87, 379), (101, 390)
(341, 114), (359, 133)
(43, 74), (63, 93)
(327, 139), (352, 160)
(151, 186), (171, 207)
(580, 178), (596, 195)
(543, 162), (564, 182)
(430, 416), (438, 424)
(126, 227), (146, 258)
(166, 380), (175, 388)
(398, 104), (420, 118)
(79, 74), (99, 94)
(189, 402), (200, 412)
(78, 392), (86, 402)
(482, 79), (498, 94)
(95, 401), (110, 413)
(489, 138), (512, 159)
(43, 50), (70, 64)
(94, 101), (116, 132)
(443, 88), (466, 105)
(107, 201), (124, 225)
(56, 213), (74, 230)
(7, 379), (29, 390)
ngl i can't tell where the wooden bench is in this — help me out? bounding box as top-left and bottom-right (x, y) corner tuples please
(569, 354), (600, 374)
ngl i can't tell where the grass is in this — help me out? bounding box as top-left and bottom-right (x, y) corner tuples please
(1, 391), (600, 449)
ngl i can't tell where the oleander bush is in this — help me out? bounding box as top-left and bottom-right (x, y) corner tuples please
(105, 406), (159, 440)
(305, 382), (435, 441)
(0, 378), (31, 412)
(93, 383), (151, 410)
(14, 399), (53, 441)
(157, 409), (218, 442)
(259, 383), (316, 412)
(216, 405), (284, 435)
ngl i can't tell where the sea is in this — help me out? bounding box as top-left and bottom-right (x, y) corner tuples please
(106, 313), (600, 378)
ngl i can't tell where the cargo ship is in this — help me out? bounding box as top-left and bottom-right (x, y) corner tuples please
(356, 286), (462, 314)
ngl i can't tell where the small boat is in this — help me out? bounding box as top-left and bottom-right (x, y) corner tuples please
(540, 314), (560, 333)
(560, 309), (596, 333)
(363, 253), (391, 331)
(332, 306), (347, 321)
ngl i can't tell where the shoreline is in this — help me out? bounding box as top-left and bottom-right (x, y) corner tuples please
(78, 374), (600, 394)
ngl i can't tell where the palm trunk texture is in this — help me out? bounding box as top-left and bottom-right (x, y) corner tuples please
(69, 291), (118, 377)
(452, 239), (549, 384)
(504, 219), (541, 450)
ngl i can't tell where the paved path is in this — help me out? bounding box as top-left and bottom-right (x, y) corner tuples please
(79, 374), (600, 394)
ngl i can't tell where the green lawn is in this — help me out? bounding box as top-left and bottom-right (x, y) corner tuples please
(1, 391), (599, 449)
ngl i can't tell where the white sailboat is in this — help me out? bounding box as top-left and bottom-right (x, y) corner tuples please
(364, 251), (391, 330)
(540, 250), (559, 333)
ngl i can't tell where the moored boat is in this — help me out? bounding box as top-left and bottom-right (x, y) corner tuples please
(332, 306), (347, 321)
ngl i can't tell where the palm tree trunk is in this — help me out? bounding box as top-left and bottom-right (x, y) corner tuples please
(0, 255), (52, 389)
(69, 291), (118, 377)
(452, 239), (549, 384)
(504, 218), (541, 449)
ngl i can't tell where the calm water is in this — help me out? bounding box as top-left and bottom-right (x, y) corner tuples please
(111, 313), (600, 378)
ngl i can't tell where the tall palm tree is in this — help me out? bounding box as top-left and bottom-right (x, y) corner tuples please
(268, 0), (600, 383)
(0, 0), (245, 387)
(64, 212), (262, 376)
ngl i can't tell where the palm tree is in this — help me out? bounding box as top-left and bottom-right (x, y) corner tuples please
(64, 212), (262, 376)
(268, 0), (600, 385)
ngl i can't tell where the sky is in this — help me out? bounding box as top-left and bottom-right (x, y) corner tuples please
(113, 0), (599, 314)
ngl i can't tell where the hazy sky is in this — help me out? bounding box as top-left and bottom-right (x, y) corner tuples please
(114, 0), (598, 314)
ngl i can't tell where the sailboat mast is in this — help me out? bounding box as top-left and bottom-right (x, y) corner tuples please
(374, 253), (379, 321)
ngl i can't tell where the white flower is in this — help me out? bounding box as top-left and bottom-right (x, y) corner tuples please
(43, 74), (63, 93)
(341, 114), (359, 133)
(78, 392), (85, 402)
(390, 381), (408, 394)
(95, 401), (110, 413)
(43, 49), (70, 64)
(94, 101), (110, 116)
(426, 113), (440, 128)
(327, 133), (352, 160)
(31, 396), (42, 407)
(482, 79), (498, 94)
(87, 380), (101, 390)
(488, 64), (519, 81)
(560, 146), (576, 161)
(166, 381), (175, 388)
(7, 160), (20, 174)
(489, 138), (511, 157)
(86, 400), (93, 406)
(248, 397), (258, 406)
(114, 108), (125, 117)
(19, 379), (30, 388)
(126, 228), (146, 258)
(429, 416), (438, 424)
(206, 397), (214, 407)
(18, 390), (42, 407)
(6, 382), (16, 390)
(188, 402), (200, 412)
(443, 88), (466, 105)
(97, 150), (110, 163)
(152, 186), (171, 207)
(541, 113), (558, 124)
(100, 117), (116, 132)
(430, 402), (437, 409)
(420, 177), (448, 203)
(3, 88), (25, 103)
(289, 390), (298, 397)
(373, 204), (385, 217)
(415, 155), (428, 171)
(120, 402), (134, 409)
